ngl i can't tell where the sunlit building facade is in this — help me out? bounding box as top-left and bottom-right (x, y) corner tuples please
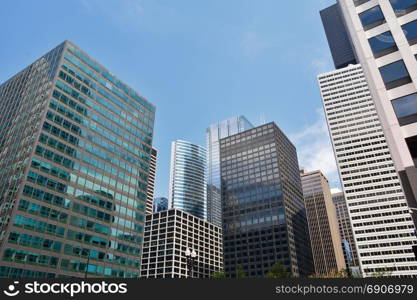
(0, 41), (155, 278)
(168, 140), (207, 219)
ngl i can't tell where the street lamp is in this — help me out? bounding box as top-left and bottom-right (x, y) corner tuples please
(185, 248), (197, 278)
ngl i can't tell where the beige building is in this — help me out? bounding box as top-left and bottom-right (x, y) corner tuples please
(300, 169), (346, 275)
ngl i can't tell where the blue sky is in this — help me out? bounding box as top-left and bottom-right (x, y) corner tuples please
(0, 0), (340, 198)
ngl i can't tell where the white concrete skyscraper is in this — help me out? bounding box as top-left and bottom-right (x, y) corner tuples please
(336, 0), (417, 229)
(318, 64), (417, 277)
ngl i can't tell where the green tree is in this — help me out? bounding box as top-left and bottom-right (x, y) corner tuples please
(265, 263), (292, 278)
(211, 271), (226, 278)
(236, 265), (247, 278)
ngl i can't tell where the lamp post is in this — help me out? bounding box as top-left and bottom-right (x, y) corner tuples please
(185, 248), (197, 278)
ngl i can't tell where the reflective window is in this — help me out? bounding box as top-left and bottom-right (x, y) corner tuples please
(402, 20), (417, 46)
(390, 0), (417, 16)
(359, 6), (385, 30)
(378, 60), (411, 90)
(392, 93), (417, 126)
(368, 31), (398, 58)
(354, 0), (371, 6)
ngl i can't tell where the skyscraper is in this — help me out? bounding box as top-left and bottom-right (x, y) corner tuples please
(146, 148), (157, 215)
(332, 192), (360, 272)
(220, 123), (314, 278)
(168, 140), (207, 219)
(300, 169), (346, 275)
(206, 116), (253, 227)
(0, 41), (155, 278)
(140, 209), (223, 278)
(318, 63), (417, 277)
(153, 197), (168, 213)
(335, 0), (417, 228)
(320, 3), (358, 69)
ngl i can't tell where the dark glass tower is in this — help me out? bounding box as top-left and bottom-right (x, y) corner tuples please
(220, 123), (314, 278)
(0, 41), (155, 278)
(320, 3), (357, 69)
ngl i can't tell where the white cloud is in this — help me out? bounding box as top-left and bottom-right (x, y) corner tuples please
(290, 108), (341, 189)
(331, 187), (342, 194)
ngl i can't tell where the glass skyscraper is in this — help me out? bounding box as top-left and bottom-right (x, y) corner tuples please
(206, 116), (253, 227)
(220, 123), (314, 278)
(153, 197), (168, 213)
(168, 140), (207, 219)
(0, 41), (155, 278)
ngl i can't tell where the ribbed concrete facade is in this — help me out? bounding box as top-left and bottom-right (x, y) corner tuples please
(337, 0), (417, 229)
(300, 169), (346, 275)
(318, 63), (417, 277)
(332, 192), (360, 271)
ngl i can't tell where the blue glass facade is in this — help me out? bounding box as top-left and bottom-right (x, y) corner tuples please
(0, 41), (155, 278)
(153, 197), (168, 213)
(206, 116), (253, 227)
(169, 140), (207, 219)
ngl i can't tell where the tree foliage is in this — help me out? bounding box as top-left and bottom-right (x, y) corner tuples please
(265, 263), (292, 278)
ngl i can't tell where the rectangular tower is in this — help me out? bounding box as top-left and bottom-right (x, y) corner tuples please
(206, 116), (253, 227)
(220, 123), (314, 278)
(140, 209), (223, 278)
(332, 192), (360, 272)
(337, 0), (417, 228)
(320, 3), (358, 69)
(168, 140), (207, 220)
(300, 169), (346, 275)
(318, 63), (417, 277)
(145, 148), (157, 215)
(0, 41), (155, 278)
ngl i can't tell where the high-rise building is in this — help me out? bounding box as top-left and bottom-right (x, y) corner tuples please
(220, 123), (314, 278)
(318, 63), (417, 277)
(335, 0), (417, 228)
(168, 140), (207, 220)
(140, 209), (223, 278)
(0, 41), (155, 278)
(332, 192), (360, 272)
(206, 116), (253, 227)
(300, 169), (346, 275)
(146, 148), (157, 215)
(320, 3), (358, 69)
(153, 197), (168, 213)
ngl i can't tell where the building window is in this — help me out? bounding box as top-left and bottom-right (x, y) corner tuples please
(368, 31), (398, 58)
(379, 60), (411, 90)
(405, 136), (417, 166)
(402, 20), (417, 46)
(354, 0), (371, 6)
(359, 6), (386, 31)
(390, 0), (417, 17)
(392, 93), (417, 126)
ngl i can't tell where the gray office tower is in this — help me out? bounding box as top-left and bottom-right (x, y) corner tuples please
(220, 123), (314, 278)
(320, 4), (357, 69)
(0, 41), (155, 278)
(206, 116), (253, 227)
